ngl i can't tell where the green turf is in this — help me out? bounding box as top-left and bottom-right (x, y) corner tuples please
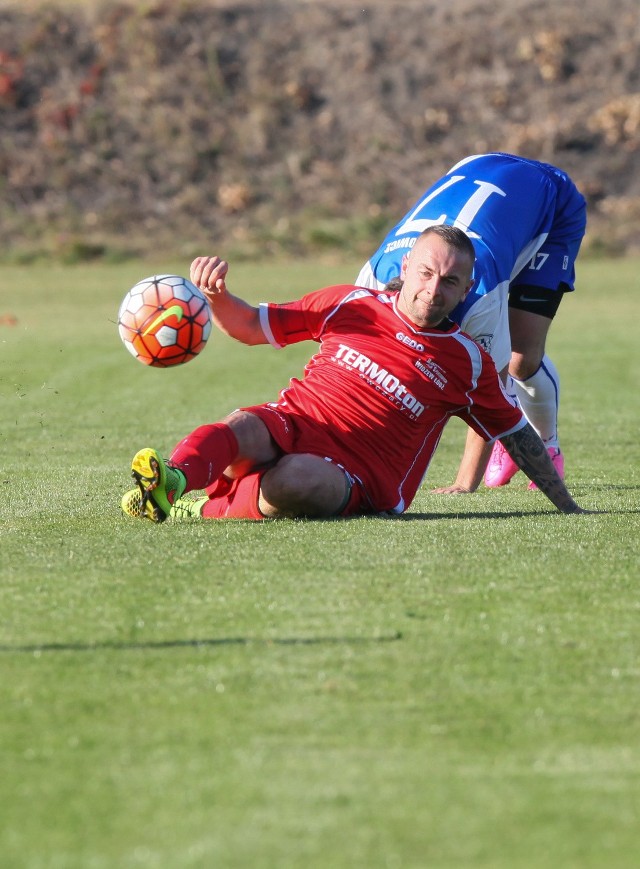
(1, 257), (639, 868)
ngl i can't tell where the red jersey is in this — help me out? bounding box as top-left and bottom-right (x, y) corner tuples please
(258, 284), (524, 513)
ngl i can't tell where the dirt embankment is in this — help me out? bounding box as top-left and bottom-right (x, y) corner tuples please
(1, 0), (639, 261)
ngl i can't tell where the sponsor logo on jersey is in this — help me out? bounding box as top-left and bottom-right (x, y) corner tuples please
(414, 357), (448, 390)
(335, 343), (425, 417)
(396, 332), (425, 352)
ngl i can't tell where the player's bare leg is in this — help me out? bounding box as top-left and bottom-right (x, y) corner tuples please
(508, 307), (549, 382)
(259, 454), (351, 518)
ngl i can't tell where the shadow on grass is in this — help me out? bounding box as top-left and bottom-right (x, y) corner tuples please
(388, 510), (566, 520)
(290, 505), (638, 523)
(389, 508), (640, 520)
(0, 632), (403, 655)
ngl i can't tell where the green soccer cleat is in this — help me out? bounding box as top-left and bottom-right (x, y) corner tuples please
(121, 487), (155, 520)
(129, 447), (186, 523)
(121, 488), (207, 521)
(170, 495), (209, 520)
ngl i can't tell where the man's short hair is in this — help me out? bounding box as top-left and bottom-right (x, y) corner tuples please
(418, 224), (476, 266)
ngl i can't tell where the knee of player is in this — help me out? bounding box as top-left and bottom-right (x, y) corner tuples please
(260, 454), (345, 518)
(259, 458), (294, 503)
(510, 350), (543, 381)
(259, 455), (313, 514)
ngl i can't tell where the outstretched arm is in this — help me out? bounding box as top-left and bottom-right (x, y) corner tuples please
(431, 427), (492, 494)
(500, 423), (585, 513)
(190, 255), (267, 346)
(432, 362), (510, 495)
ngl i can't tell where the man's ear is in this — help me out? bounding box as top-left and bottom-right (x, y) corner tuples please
(400, 253), (410, 278)
(460, 277), (475, 302)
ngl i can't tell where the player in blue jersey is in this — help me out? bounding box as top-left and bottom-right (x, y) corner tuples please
(356, 152), (587, 494)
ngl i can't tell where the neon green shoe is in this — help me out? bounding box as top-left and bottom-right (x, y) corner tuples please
(170, 494), (209, 520)
(121, 488), (207, 521)
(121, 487), (155, 520)
(129, 447), (186, 523)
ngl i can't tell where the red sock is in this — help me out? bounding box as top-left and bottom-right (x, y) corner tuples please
(202, 472), (265, 520)
(169, 423), (238, 491)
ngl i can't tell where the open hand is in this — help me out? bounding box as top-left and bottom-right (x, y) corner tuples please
(430, 484), (473, 495)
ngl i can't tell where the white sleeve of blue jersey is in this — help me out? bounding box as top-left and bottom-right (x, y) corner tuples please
(458, 289), (511, 373)
(354, 260), (385, 290)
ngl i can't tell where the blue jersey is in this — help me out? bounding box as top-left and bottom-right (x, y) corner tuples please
(359, 153), (587, 325)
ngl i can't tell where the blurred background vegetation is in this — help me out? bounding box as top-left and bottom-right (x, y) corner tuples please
(1, 0), (639, 264)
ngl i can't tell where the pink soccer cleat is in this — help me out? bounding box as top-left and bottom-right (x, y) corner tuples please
(528, 447), (564, 490)
(484, 440), (520, 487)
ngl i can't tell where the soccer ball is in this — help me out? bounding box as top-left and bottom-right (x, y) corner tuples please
(118, 274), (212, 367)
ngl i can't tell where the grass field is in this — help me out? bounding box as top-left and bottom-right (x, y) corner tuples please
(1, 256), (639, 868)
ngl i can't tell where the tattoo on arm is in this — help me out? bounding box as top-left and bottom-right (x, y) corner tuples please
(500, 424), (583, 513)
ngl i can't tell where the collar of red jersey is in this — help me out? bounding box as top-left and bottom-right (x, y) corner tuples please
(391, 294), (458, 335)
